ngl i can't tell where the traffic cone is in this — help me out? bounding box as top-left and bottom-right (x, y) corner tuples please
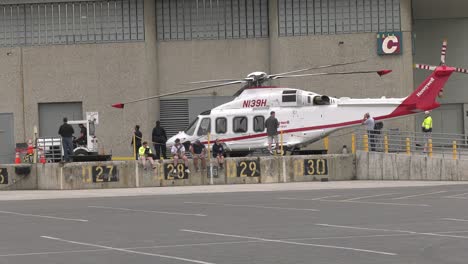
(39, 150), (46, 164)
(15, 152), (21, 164)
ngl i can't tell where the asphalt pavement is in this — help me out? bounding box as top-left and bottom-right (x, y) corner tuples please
(0, 181), (468, 264)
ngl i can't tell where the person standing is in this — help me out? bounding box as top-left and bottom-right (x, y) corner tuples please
(362, 113), (375, 151)
(422, 111), (433, 152)
(264, 111), (279, 154)
(131, 125), (142, 160)
(152, 121), (168, 160)
(58, 117), (74, 162)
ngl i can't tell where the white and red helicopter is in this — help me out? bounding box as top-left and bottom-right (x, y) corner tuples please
(112, 40), (467, 155)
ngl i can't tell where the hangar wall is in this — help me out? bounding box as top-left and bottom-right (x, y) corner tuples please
(0, 0), (415, 156)
(413, 18), (468, 134)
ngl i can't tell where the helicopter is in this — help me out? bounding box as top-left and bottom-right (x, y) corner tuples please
(112, 40), (467, 155)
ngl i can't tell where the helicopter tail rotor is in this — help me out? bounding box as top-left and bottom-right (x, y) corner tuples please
(414, 40), (468, 74)
(440, 39), (447, 65)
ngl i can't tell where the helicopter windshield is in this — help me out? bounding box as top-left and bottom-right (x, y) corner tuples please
(185, 117), (199, 136)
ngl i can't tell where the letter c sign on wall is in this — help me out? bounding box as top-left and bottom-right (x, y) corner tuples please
(377, 32), (402, 55)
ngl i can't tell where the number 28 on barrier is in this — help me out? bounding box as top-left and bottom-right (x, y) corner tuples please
(0, 168), (8, 184)
(82, 165), (119, 183)
(164, 164), (189, 180)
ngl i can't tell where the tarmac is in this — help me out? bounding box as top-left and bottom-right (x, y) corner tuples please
(1, 181), (468, 264)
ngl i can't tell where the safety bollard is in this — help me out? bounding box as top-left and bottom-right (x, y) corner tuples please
(280, 130), (284, 156)
(351, 134), (356, 154)
(363, 134), (369, 152)
(406, 138), (411, 155)
(428, 139), (433, 158)
(453, 140), (457, 160)
(323, 136), (329, 152)
(384, 134), (389, 153)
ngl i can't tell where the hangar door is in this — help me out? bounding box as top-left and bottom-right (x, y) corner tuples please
(0, 113), (14, 164)
(39, 102), (83, 137)
(160, 97), (234, 138)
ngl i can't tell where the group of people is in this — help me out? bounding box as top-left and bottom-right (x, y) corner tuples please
(362, 111), (433, 152)
(134, 121), (226, 172)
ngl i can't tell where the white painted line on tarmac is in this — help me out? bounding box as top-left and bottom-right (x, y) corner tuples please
(184, 202), (319, 211)
(289, 233), (413, 241)
(0, 240), (262, 258)
(444, 196), (468, 200)
(40, 236), (216, 264)
(180, 229), (397, 256)
(316, 199), (430, 207)
(0, 210), (88, 222)
(278, 195), (341, 201)
(444, 192), (468, 199)
(391, 191), (448, 200)
(88, 206), (206, 217)
(342, 193), (399, 201)
(442, 218), (468, 222)
(316, 224), (468, 239)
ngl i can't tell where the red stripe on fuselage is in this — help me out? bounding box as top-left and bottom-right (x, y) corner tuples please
(201, 106), (416, 145)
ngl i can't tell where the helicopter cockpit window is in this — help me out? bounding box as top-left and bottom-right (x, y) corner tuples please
(313, 95), (331, 105)
(253, 116), (265, 132)
(197, 118), (211, 136)
(185, 117), (199, 136)
(282, 90), (297, 103)
(233, 116), (248, 133)
(216, 118), (227, 134)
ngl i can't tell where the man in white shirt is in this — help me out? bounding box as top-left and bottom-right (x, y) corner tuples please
(362, 113), (376, 151)
(171, 138), (190, 174)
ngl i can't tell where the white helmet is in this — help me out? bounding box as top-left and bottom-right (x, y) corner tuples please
(424, 111), (430, 115)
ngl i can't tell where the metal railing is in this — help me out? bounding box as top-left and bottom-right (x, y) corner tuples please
(36, 137), (63, 163)
(353, 128), (468, 160)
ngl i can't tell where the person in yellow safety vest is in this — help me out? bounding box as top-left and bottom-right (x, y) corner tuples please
(138, 141), (155, 170)
(422, 111), (433, 153)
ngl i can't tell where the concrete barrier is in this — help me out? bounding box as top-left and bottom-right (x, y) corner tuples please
(38, 161), (136, 190)
(0, 164), (37, 190)
(287, 154), (354, 182)
(204, 161), (226, 185)
(7, 152), (468, 191)
(225, 157), (261, 184)
(357, 151), (468, 181)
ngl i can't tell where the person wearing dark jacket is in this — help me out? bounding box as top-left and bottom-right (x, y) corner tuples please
(58, 117), (74, 162)
(131, 125), (142, 160)
(152, 121), (167, 160)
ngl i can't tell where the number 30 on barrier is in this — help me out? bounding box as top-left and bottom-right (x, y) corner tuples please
(294, 159), (328, 176)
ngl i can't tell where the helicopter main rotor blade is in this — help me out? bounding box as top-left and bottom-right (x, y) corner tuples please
(273, 69), (392, 79)
(182, 78), (241, 85)
(269, 59), (368, 77)
(455, 67), (468, 74)
(112, 80), (245, 108)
